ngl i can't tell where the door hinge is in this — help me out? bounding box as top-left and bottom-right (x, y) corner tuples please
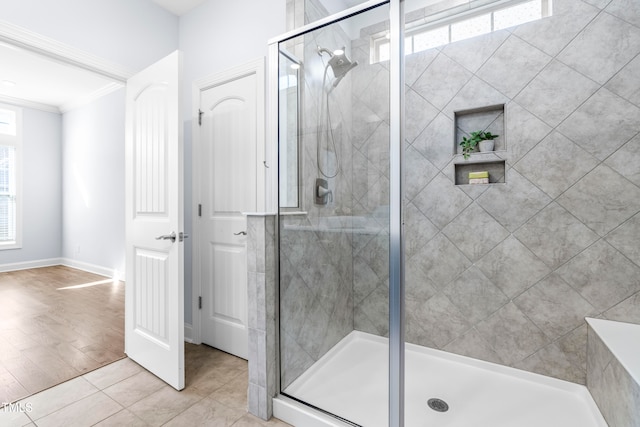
(198, 109), (204, 126)
(198, 204), (202, 217)
(198, 296), (202, 309)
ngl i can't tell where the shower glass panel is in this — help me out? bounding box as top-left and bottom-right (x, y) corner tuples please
(277, 2), (392, 426)
(401, 0), (611, 426)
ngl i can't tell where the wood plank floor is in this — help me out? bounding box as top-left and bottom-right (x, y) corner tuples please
(0, 266), (125, 404)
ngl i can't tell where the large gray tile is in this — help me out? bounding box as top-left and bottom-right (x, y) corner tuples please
(405, 88), (439, 144)
(443, 29), (510, 73)
(514, 131), (599, 199)
(514, 0), (600, 56)
(280, 274), (315, 340)
(413, 173), (473, 229)
(514, 274), (597, 340)
(476, 302), (550, 365)
(515, 203), (599, 269)
(279, 331), (314, 390)
(404, 201), (438, 259)
(405, 258), (438, 302)
(163, 396), (245, 427)
(443, 327), (504, 365)
(604, 291), (640, 324)
(128, 385), (205, 426)
(405, 318), (437, 349)
(353, 257), (383, 305)
(412, 53), (473, 110)
(558, 165), (640, 236)
(93, 409), (148, 427)
(442, 203), (509, 262)
(558, 88), (640, 160)
(405, 47), (439, 87)
(606, 54), (640, 107)
(558, 11), (640, 85)
(411, 113), (455, 170)
(358, 64), (389, 122)
(404, 146), (438, 203)
(514, 60), (600, 128)
(357, 284), (389, 337)
(444, 76), (509, 120)
(557, 324), (589, 376)
(557, 240), (640, 312)
(406, 295), (472, 348)
(0, 405), (33, 427)
(35, 392), (122, 427)
(477, 168), (551, 232)
(606, 0), (640, 27)
(476, 236), (551, 298)
(102, 370), (165, 408)
(605, 134), (640, 187)
(504, 102), (552, 164)
(409, 233), (471, 290)
(477, 35), (552, 98)
(18, 376), (98, 420)
(83, 358), (143, 390)
(518, 343), (586, 384)
(443, 266), (509, 323)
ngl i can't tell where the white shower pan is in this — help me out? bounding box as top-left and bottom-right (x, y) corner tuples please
(274, 331), (606, 427)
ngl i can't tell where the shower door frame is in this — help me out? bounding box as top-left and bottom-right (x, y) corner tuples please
(268, 1), (406, 425)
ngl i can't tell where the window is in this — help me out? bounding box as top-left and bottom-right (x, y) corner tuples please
(0, 105), (22, 249)
(372, 0), (552, 62)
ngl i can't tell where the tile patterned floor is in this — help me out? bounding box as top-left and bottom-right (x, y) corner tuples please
(1, 344), (291, 426)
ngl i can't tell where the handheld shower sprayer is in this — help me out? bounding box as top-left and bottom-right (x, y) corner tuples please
(317, 46), (358, 88)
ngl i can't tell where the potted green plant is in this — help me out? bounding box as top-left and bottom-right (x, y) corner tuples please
(460, 130), (499, 159)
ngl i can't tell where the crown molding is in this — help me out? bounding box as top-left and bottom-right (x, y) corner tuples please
(0, 94), (60, 114)
(60, 82), (125, 113)
(0, 20), (133, 82)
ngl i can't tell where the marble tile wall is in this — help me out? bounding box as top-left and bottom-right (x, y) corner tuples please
(247, 214), (277, 420)
(350, 0), (640, 384)
(587, 322), (640, 427)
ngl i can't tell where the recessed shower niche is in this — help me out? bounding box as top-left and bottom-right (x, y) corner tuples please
(453, 104), (506, 185)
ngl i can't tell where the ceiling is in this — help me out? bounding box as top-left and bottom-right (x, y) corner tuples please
(0, 0), (205, 114)
(0, 42), (122, 113)
(150, 0), (207, 16)
(0, 0), (367, 113)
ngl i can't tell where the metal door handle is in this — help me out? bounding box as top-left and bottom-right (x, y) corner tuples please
(156, 232), (176, 242)
(234, 231), (247, 236)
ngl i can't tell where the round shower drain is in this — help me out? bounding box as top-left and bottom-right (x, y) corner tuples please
(427, 398), (449, 413)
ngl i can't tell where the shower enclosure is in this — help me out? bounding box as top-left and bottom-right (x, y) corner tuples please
(271, 0), (640, 425)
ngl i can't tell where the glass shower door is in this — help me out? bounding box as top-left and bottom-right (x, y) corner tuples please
(277, 2), (393, 426)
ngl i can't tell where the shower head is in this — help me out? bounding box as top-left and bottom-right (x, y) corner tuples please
(317, 46), (358, 87)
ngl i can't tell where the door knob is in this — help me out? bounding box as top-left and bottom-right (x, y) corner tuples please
(156, 232), (176, 242)
(234, 231), (247, 236)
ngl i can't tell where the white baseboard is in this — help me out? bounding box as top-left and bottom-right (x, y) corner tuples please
(184, 323), (194, 343)
(60, 258), (124, 281)
(0, 257), (124, 281)
(0, 257), (63, 273)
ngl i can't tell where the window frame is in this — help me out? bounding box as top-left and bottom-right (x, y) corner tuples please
(372, 0), (552, 63)
(0, 103), (23, 250)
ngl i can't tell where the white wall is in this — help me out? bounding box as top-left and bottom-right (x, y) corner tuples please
(0, 0), (179, 274)
(0, 108), (62, 267)
(179, 0), (287, 324)
(0, 0), (179, 72)
(61, 89), (126, 278)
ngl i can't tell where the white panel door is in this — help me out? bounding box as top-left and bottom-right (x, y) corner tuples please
(200, 72), (258, 359)
(125, 51), (184, 390)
